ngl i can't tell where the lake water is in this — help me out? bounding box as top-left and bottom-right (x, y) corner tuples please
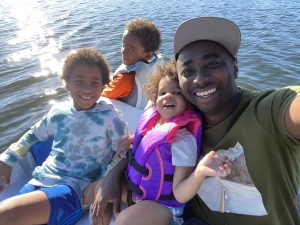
(0, 0), (300, 152)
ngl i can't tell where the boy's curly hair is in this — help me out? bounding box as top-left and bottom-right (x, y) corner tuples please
(145, 59), (178, 103)
(60, 48), (110, 85)
(125, 19), (161, 52)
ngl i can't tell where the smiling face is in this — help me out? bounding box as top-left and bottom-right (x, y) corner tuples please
(176, 41), (239, 123)
(121, 30), (153, 66)
(65, 63), (103, 111)
(156, 76), (188, 123)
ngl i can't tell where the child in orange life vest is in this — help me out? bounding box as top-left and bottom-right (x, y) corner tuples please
(101, 18), (163, 109)
(88, 60), (232, 225)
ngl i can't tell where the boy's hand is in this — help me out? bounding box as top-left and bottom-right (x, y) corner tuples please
(0, 161), (12, 192)
(113, 135), (133, 160)
(195, 151), (231, 178)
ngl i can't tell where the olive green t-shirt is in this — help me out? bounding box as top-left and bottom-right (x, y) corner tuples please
(190, 86), (300, 225)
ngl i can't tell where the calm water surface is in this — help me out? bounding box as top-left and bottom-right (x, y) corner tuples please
(0, 0), (300, 152)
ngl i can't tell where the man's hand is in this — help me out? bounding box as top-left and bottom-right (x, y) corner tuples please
(85, 158), (128, 224)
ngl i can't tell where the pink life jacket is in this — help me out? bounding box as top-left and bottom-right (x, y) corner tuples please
(127, 107), (203, 207)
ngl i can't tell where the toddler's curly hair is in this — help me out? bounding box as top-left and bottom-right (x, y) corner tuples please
(145, 59), (177, 103)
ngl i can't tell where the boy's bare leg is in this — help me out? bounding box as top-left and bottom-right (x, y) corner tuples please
(0, 190), (50, 225)
(115, 200), (172, 225)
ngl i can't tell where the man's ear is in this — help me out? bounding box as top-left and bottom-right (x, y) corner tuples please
(233, 58), (238, 79)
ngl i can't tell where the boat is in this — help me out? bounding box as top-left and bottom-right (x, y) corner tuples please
(1, 97), (299, 224)
(0, 96), (144, 225)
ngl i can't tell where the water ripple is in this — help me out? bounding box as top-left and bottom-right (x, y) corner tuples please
(1, 0), (300, 152)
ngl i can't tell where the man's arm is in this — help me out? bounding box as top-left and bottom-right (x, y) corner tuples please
(91, 158), (128, 219)
(285, 95), (300, 140)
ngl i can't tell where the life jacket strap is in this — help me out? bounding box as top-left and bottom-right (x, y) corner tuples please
(127, 172), (175, 200)
(127, 177), (143, 196)
(128, 152), (149, 176)
(158, 192), (176, 201)
(164, 173), (173, 181)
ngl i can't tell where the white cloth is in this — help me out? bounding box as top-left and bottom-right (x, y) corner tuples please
(171, 128), (197, 167)
(113, 53), (163, 109)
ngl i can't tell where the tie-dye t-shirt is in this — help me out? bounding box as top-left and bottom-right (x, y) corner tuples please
(0, 100), (128, 200)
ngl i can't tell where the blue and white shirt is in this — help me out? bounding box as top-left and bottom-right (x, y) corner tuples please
(0, 100), (128, 199)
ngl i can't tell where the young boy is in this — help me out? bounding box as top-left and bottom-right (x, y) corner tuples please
(0, 48), (128, 225)
(102, 18), (163, 109)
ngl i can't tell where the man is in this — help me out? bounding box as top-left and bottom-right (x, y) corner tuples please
(84, 17), (299, 225)
(174, 17), (300, 225)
